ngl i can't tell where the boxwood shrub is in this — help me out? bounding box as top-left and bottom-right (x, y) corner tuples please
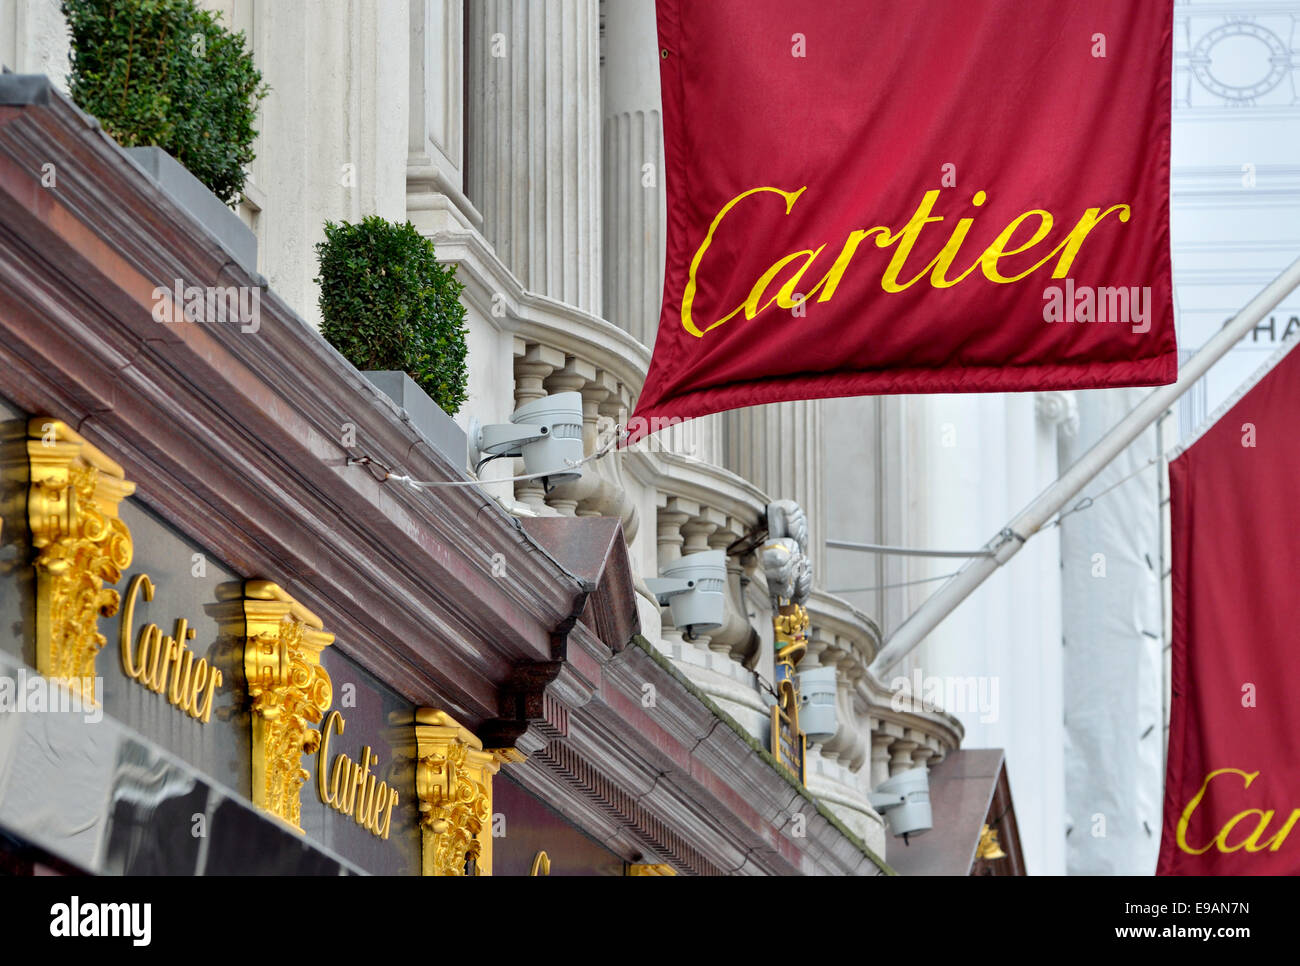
(63, 0), (268, 204)
(315, 217), (470, 416)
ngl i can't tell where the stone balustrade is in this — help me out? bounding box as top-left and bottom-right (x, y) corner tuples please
(801, 589), (964, 847)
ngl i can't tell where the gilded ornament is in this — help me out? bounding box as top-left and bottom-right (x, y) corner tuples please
(233, 581), (334, 830)
(976, 823), (1008, 861)
(415, 708), (500, 876)
(18, 419), (135, 702)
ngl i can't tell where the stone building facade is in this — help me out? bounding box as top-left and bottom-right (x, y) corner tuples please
(0, 0), (1001, 873)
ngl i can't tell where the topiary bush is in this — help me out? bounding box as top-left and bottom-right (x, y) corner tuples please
(62, 0), (268, 205)
(315, 217), (470, 416)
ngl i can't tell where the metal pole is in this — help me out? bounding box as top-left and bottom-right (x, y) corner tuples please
(1156, 407), (1173, 775)
(869, 254), (1300, 677)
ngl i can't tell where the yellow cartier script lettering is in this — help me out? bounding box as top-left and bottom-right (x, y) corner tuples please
(682, 184), (1132, 337)
(317, 709), (399, 840)
(119, 574), (223, 722)
(1176, 768), (1300, 855)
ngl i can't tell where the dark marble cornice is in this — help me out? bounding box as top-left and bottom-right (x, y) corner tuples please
(0, 76), (586, 730)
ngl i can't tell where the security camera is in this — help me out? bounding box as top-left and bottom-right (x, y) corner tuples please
(645, 549), (727, 636)
(797, 666), (838, 742)
(869, 766), (932, 841)
(469, 391), (585, 490)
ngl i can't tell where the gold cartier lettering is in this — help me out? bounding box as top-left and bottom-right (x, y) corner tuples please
(682, 185), (1135, 337)
(1177, 768), (1300, 855)
(316, 709), (399, 840)
(119, 573), (223, 722)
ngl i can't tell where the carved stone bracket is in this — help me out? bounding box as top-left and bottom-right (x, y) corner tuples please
(479, 661), (568, 751)
(13, 419), (135, 703)
(236, 581), (334, 831)
(415, 708), (501, 876)
(1035, 390), (1079, 438)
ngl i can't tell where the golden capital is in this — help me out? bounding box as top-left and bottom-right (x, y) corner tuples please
(8, 419), (135, 703)
(233, 581), (334, 831)
(415, 708), (500, 876)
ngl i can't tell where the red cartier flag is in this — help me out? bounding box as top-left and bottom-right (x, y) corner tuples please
(1158, 343), (1300, 875)
(630, 0), (1174, 439)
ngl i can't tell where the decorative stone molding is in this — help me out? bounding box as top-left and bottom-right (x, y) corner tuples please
(800, 591), (964, 785)
(1035, 390), (1079, 438)
(10, 418), (135, 703)
(1188, 20), (1292, 104)
(237, 581), (335, 831)
(415, 708), (501, 876)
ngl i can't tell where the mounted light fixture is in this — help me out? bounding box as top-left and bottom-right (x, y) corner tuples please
(797, 666), (838, 742)
(468, 391), (585, 490)
(646, 549), (727, 636)
(869, 766), (933, 842)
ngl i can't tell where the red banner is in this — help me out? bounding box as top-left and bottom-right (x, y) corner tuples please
(631, 0), (1174, 436)
(1158, 344), (1300, 874)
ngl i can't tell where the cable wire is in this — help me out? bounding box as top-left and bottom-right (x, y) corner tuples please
(1041, 457), (1159, 531)
(354, 428), (621, 490)
(829, 571), (962, 594)
(832, 461), (1161, 594)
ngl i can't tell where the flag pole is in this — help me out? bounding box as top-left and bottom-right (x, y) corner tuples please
(869, 254), (1300, 677)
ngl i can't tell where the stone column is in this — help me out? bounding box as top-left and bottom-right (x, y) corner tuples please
(724, 401), (825, 577)
(601, 0), (663, 349)
(889, 737), (919, 776)
(870, 730), (895, 791)
(467, 0), (601, 313)
(601, 0), (725, 467)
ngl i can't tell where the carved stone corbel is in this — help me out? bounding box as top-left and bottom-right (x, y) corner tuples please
(236, 581), (334, 831)
(415, 708), (501, 876)
(1035, 390), (1080, 438)
(13, 418), (135, 703)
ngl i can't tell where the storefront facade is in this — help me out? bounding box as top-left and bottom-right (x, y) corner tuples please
(0, 74), (888, 875)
